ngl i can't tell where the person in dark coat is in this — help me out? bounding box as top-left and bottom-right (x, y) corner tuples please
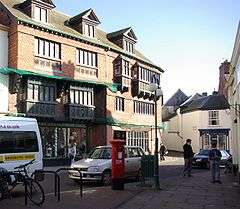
(209, 142), (222, 184)
(183, 139), (194, 177)
(160, 143), (167, 161)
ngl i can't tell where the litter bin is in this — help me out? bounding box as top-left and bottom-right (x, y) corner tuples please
(141, 155), (154, 181)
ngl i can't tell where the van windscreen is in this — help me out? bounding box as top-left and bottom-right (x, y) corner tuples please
(0, 131), (39, 154)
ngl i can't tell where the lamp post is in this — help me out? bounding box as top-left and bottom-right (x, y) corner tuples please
(149, 82), (163, 190)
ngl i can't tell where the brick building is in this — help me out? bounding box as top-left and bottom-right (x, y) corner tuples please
(0, 0), (164, 165)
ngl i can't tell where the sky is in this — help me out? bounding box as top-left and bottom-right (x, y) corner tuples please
(55, 0), (240, 101)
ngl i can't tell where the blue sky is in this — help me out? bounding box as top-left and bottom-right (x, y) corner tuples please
(55, 0), (239, 100)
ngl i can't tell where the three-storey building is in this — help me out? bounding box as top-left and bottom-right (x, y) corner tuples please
(0, 0), (164, 165)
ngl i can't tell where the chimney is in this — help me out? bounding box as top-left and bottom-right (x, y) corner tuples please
(202, 92), (208, 97)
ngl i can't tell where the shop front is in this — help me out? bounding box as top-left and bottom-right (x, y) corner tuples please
(199, 129), (231, 151)
(39, 122), (88, 166)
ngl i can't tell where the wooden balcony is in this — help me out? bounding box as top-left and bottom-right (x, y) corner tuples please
(132, 80), (151, 97)
(114, 75), (131, 91)
(25, 101), (56, 118)
(66, 104), (95, 121)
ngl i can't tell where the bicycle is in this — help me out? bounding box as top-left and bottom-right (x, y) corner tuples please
(0, 159), (45, 206)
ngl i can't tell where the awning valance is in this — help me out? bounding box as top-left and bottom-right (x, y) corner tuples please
(198, 129), (230, 137)
(0, 67), (119, 93)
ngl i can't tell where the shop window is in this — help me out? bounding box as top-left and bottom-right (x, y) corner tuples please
(126, 131), (149, 151)
(40, 126), (87, 159)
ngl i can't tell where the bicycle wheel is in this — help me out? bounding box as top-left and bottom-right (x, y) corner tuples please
(26, 179), (45, 206)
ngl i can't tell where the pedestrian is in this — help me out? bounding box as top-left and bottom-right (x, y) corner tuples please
(68, 137), (77, 165)
(183, 139), (194, 177)
(160, 143), (167, 161)
(209, 142), (222, 184)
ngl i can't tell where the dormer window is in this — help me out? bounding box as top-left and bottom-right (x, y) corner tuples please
(34, 6), (47, 23)
(67, 9), (100, 38)
(107, 27), (137, 54)
(84, 24), (95, 38)
(124, 40), (134, 53)
(16, 0), (55, 23)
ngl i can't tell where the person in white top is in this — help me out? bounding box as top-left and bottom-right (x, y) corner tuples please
(68, 136), (77, 165)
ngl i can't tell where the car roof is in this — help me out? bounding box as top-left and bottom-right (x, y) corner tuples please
(0, 116), (37, 122)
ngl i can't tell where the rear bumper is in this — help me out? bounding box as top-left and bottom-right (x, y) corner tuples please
(68, 170), (102, 181)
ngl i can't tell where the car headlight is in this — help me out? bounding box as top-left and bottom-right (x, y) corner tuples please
(87, 166), (100, 172)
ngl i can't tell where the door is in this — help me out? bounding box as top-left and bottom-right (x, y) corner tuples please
(125, 147), (142, 176)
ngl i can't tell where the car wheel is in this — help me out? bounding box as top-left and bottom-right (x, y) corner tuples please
(102, 171), (111, 186)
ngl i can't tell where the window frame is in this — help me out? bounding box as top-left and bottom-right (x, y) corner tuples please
(115, 97), (125, 112)
(208, 110), (220, 126)
(35, 38), (61, 60)
(76, 48), (98, 68)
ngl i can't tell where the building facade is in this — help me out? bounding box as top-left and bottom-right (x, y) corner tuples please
(0, 24), (9, 114)
(226, 22), (240, 174)
(0, 0), (163, 165)
(162, 90), (231, 153)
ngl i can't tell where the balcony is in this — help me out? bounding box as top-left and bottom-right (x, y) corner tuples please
(132, 80), (152, 97)
(114, 75), (131, 91)
(66, 104), (95, 121)
(24, 101), (56, 118)
(34, 57), (61, 73)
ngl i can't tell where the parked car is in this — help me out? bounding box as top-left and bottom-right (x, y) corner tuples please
(192, 149), (231, 169)
(68, 146), (145, 185)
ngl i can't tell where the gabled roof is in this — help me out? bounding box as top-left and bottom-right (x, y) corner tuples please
(68, 8), (101, 25)
(180, 93), (203, 107)
(17, 0), (55, 9)
(0, 0), (163, 72)
(107, 27), (137, 42)
(164, 89), (188, 107)
(180, 94), (230, 113)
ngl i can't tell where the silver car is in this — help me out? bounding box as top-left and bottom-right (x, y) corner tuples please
(69, 146), (145, 185)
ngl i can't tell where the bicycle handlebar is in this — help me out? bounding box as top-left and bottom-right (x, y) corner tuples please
(14, 159), (35, 170)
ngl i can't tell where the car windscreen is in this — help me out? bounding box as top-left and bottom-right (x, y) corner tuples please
(198, 150), (210, 156)
(89, 148), (111, 159)
(0, 131), (39, 154)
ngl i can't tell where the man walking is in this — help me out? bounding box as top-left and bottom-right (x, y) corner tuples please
(183, 139), (194, 177)
(160, 143), (167, 161)
(209, 142), (222, 184)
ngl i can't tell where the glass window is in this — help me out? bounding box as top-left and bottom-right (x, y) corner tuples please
(0, 131), (39, 154)
(209, 111), (219, 126)
(116, 97), (124, 111)
(128, 148), (141, 158)
(77, 49), (97, 68)
(35, 38), (60, 59)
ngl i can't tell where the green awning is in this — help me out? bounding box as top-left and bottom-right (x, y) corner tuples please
(0, 67), (119, 93)
(95, 116), (165, 130)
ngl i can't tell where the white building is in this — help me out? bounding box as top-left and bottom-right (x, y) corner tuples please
(0, 24), (9, 114)
(226, 22), (240, 173)
(162, 90), (231, 153)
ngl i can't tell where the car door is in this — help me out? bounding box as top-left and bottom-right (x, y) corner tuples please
(126, 147), (142, 176)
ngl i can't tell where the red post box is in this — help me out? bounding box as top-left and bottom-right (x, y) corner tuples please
(110, 140), (126, 190)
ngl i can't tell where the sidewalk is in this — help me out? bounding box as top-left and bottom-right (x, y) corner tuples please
(1, 163), (240, 209)
(118, 171), (240, 209)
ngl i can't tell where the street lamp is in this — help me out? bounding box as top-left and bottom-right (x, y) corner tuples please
(149, 82), (163, 190)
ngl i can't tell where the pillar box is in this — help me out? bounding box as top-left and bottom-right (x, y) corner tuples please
(110, 140), (126, 190)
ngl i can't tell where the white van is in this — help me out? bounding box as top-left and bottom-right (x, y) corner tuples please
(0, 116), (43, 174)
